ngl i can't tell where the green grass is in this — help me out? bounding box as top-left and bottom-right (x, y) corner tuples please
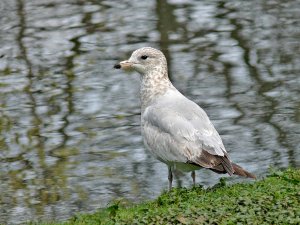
(34, 168), (300, 225)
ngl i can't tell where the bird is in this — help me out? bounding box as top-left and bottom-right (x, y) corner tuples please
(114, 47), (256, 190)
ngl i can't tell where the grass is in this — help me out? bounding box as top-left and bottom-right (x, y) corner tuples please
(33, 168), (300, 225)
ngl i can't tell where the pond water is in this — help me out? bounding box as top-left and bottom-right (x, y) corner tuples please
(0, 0), (299, 224)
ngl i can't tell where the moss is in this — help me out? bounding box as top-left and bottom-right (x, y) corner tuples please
(34, 168), (300, 225)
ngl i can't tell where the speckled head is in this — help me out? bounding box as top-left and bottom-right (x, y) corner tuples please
(114, 47), (168, 76)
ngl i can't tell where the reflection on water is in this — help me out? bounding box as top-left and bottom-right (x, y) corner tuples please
(0, 0), (299, 224)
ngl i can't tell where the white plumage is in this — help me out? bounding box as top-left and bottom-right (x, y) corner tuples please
(115, 47), (255, 190)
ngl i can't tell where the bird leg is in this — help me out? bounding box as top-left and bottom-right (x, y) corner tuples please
(191, 171), (196, 187)
(168, 166), (173, 191)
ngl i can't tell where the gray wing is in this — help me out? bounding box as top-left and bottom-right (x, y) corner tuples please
(142, 96), (233, 174)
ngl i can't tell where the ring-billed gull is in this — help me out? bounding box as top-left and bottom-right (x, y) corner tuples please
(114, 47), (255, 190)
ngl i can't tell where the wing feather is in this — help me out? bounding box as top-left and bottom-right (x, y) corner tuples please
(142, 94), (233, 173)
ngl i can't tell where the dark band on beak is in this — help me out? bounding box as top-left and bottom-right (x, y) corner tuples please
(114, 63), (121, 69)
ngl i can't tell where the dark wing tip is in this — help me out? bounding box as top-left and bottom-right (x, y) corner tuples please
(188, 150), (234, 175)
(232, 163), (256, 179)
(187, 150), (256, 179)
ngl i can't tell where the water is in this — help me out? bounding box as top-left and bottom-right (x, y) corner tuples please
(0, 0), (299, 224)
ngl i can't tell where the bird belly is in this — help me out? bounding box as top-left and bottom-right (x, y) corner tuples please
(142, 131), (202, 172)
(166, 161), (202, 172)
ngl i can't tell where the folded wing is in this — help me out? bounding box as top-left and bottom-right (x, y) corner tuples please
(142, 96), (234, 175)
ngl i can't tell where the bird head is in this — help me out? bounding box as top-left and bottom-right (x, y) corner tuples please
(114, 47), (168, 77)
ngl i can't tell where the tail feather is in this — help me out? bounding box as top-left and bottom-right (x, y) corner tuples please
(232, 163), (256, 179)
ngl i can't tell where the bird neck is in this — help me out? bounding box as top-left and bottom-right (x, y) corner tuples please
(140, 70), (173, 112)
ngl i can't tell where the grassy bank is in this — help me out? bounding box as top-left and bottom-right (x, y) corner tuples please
(38, 168), (300, 225)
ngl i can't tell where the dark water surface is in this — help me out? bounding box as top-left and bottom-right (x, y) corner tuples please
(0, 0), (299, 224)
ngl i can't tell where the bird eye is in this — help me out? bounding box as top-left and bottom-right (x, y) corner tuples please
(141, 55), (148, 60)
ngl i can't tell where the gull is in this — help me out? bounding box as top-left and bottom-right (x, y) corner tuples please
(114, 47), (255, 190)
